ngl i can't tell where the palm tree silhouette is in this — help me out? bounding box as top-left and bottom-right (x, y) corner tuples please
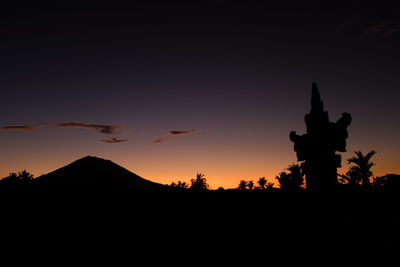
(266, 182), (274, 190)
(0, 170), (34, 185)
(7, 172), (18, 180)
(275, 164), (304, 191)
(238, 180), (248, 191)
(339, 169), (361, 186)
(248, 180), (254, 191)
(345, 150), (376, 186)
(170, 181), (189, 190)
(0, 172), (19, 184)
(18, 170), (34, 181)
(287, 164), (304, 188)
(275, 172), (289, 190)
(190, 173), (209, 191)
(257, 177), (267, 190)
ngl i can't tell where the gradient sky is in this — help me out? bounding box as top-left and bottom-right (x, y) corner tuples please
(1, 1), (399, 188)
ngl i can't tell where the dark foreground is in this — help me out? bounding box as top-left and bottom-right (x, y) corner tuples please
(1, 187), (397, 259)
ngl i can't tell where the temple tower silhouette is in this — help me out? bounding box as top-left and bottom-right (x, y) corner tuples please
(290, 83), (351, 191)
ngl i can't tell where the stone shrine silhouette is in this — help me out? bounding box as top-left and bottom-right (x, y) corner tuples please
(290, 83), (351, 191)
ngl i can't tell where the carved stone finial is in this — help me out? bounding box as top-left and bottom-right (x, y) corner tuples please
(311, 82), (323, 113)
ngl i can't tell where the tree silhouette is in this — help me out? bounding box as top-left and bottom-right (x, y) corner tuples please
(275, 164), (304, 191)
(7, 172), (18, 180)
(287, 164), (304, 188)
(339, 169), (361, 186)
(0, 171), (34, 185)
(170, 181), (189, 190)
(190, 173), (209, 191)
(237, 180), (256, 191)
(238, 180), (248, 191)
(373, 174), (400, 191)
(0, 172), (19, 184)
(257, 177), (267, 190)
(266, 182), (274, 190)
(248, 180), (254, 191)
(18, 170), (34, 181)
(275, 172), (289, 190)
(341, 151), (376, 186)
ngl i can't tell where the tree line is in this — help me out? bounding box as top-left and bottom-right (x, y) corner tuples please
(1, 150), (399, 192)
(169, 150), (400, 192)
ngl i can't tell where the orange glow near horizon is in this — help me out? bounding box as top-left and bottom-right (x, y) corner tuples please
(1, 142), (398, 189)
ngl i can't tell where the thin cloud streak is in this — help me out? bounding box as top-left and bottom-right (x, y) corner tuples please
(153, 137), (172, 144)
(364, 22), (392, 35)
(2, 125), (40, 131)
(153, 129), (205, 144)
(56, 122), (121, 135)
(99, 138), (129, 144)
(169, 130), (201, 136)
(363, 22), (400, 38)
(1, 122), (130, 144)
(383, 28), (400, 37)
(335, 17), (400, 39)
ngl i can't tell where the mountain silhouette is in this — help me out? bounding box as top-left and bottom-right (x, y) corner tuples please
(34, 156), (166, 191)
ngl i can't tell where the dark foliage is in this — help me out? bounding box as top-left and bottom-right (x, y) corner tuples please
(189, 173), (209, 191)
(257, 177), (267, 190)
(373, 174), (400, 192)
(238, 180), (248, 191)
(275, 164), (304, 191)
(170, 181), (189, 190)
(0, 170), (34, 185)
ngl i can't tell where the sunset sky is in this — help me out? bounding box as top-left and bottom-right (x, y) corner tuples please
(1, 1), (399, 188)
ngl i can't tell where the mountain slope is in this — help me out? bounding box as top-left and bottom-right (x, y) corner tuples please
(34, 156), (166, 191)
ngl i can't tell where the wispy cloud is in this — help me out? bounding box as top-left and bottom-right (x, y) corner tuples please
(1, 122), (130, 144)
(335, 17), (400, 39)
(169, 130), (201, 136)
(364, 22), (392, 35)
(152, 137), (172, 144)
(99, 138), (129, 144)
(2, 125), (40, 131)
(364, 22), (400, 38)
(383, 28), (400, 37)
(153, 129), (204, 144)
(56, 122), (121, 135)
